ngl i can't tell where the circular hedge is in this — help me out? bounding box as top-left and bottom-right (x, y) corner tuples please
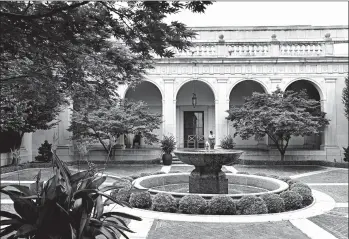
(111, 187), (132, 203)
(290, 187), (313, 206)
(237, 195), (268, 215)
(152, 193), (178, 213)
(179, 195), (207, 214)
(290, 182), (311, 191)
(112, 180), (132, 192)
(286, 179), (300, 187)
(129, 191), (152, 209)
(261, 194), (285, 213)
(206, 196), (237, 215)
(280, 191), (303, 211)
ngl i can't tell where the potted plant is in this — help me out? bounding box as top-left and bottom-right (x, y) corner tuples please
(160, 135), (176, 165)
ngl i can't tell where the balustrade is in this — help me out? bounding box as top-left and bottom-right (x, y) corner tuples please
(162, 40), (331, 58)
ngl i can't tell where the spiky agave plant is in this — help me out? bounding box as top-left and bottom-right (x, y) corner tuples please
(0, 150), (143, 239)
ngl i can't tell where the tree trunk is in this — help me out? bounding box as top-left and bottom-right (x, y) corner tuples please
(280, 153), (285, 161)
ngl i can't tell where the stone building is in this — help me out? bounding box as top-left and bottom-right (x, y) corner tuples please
(4, 25), (348, 164)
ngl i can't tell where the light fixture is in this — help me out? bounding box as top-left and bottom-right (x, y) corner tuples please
(192, 80), (197, 108)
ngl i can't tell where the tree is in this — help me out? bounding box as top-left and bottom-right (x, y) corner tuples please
(0, 1), (212, 152)
(226, 88), (330, 161)
(343, 76), (348, 119)
(0, 78), (67, 154)
(68, 86), (162, 158)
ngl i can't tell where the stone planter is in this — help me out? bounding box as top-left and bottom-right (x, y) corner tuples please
(162, 153), (172, 165)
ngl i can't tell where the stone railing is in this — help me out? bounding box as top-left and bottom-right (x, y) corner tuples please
(160, 34), (344, 58)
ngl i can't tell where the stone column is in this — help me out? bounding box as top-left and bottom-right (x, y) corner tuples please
(270, 34), (280, 57)
(323, 33), (334, 56)
(215, 79), (229, 148)
(162, 79), (176, 140)
(321, 78), (340, 161)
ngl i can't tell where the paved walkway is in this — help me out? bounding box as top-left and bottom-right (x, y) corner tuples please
(1, 164), (348, 239)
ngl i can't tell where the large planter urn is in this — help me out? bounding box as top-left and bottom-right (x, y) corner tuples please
(162, 153), (172, 165)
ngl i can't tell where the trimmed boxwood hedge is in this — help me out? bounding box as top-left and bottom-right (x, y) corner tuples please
(129, 191), (152, 209)
(290, 187), (313, 206)
(152, 193), (178, 213)
(206, 196), (237, 215)
(261, 194), (285, 213)
(237, 195), (268, 215)
(179, 195), (207, 214)
(280, 191), (303, 211)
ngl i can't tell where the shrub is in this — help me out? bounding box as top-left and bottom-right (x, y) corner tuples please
(290, 187), (313, 206)
(112, 180), (132, 192)
(254, 172), (267, 177)
(140, 172), (152, 177)
(129, 191), (152, 209)
(261, 194), (285, 213)
(343, 146), (349, 162)
(236, 171), (249, 175)
(120, 176), (134, 183)
(179, 195), (207, 214)
(152, 171), (166, 175)
(152, 193), (177, 213)
(290, 182), (311, 191)
(130, 174), (141, 180)
(160, 136), (176, 154)
(277, 176), (292, 182)
(236, 195), (268, 215)
(35, 140), (52, 162)
(110, 188), (131, 202)
(280, 191), (303, 211)
(207, 196), (236, 215)
(220, 135), (236, 149)
(286, 179), (300, 187)
(268, 175), (279, 179)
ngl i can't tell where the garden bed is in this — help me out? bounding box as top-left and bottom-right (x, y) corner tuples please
(109, 172), (316, 216)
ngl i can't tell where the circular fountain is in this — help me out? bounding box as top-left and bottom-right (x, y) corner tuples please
(133, 149), (289, 199)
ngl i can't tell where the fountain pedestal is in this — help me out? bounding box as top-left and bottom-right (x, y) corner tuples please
(189, 166), (228, 194)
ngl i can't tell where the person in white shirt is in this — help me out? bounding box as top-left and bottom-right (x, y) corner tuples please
(208, 130), (215, 149)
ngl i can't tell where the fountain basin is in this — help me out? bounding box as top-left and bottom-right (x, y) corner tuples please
(133, 173), (289, 199)
(173, 149), (244, 167)
(173, 149), (244, 194)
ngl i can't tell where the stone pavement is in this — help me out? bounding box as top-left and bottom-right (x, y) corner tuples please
(1, 164), (348, 239)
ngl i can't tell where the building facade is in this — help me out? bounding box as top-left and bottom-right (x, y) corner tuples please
(4, 25), (348, 165)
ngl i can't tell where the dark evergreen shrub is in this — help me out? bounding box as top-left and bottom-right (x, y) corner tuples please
(261, 194), (285, 213)
(207, 196), (237, 215)
(152, 193), (177, 213)
(280, 191), (303, 211)
(35, 140), (52, 162)
(236, 195), (268, 215)
(179, 195), (207, 214)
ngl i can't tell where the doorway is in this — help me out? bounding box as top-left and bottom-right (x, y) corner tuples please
(184, 111), (204, 148)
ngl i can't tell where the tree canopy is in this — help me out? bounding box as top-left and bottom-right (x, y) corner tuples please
(343, 76), (348, 119)
(226, 88), (330, 161)
(0, 1), (212, 150)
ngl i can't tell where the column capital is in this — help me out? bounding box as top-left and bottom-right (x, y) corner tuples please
(324, 78), (336, 83)
(270, 78), (282, 83)
(163, 78), (175, 83)
(216, 78), (228, 84)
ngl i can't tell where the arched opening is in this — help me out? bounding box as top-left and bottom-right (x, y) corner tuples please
(176, 80), (215, 148)
(124, 81), (163, 147)
(285, 80), (322, 149)
(229, 80), (266, 148)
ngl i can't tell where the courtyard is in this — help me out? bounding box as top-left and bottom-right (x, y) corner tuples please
(1, 163), (347, 239)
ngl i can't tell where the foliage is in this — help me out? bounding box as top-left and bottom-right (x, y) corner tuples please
(254, 172), (267, 177)
(35, 140), (53, 162)
(10, 148), (21, 165)
(277, 176), (292, 183)
(261, 194), (285, 213)
(236, 171), (250, 175)
(280, 191), (303, 211)
(343, 76), (349, 119)
(151, 193), (177, 213)
(236, 195), (268, 215)
(111, 188), (132, 203)
(178, 195), (207, 214)
(0, 78), (66, 150)
(0, 151), (144, 239)
(206, 196), (236, 215)
(220, 135), (236, 149)
(69, 97), (162, 154)
(290, 187), (313, 206)
(160, 135), (176, 154)
(343, 146), (349, 162)
(129, 191), (152, 209)
(286, 179), (300, 187)
(289, 182), (311, 191)
(227, 88), (330, 161)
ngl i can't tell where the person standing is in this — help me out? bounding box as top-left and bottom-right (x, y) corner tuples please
(208, 130), (215, 149)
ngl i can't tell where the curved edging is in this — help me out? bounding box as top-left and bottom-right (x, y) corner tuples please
(133, 173), (289, 199)
(103, 190), (335, 223)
